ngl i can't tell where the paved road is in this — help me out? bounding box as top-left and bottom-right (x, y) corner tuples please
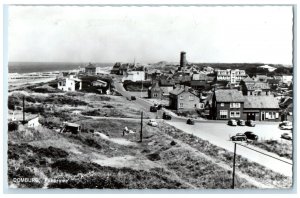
(113, 80), (293, 177)
(167, 120), (292, 177)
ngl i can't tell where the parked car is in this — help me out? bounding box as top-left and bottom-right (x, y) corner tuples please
(230, 133), (247, 141)
(131, 96), (136, 100)
(246, 120), (256, 127)
(162, 112), (172, 120)
(244, 131), (258, 141)
(237, 119), (245, 126)
(228, 119), (237, 126)
(186, 119), (195, 125)
(279, 121), (291, 127)
(148, 119), (158, 127)
(279, 121), (292, 130)
(150, 106), (157, 112)
(157, 104), (163, 110)
(281, 133), (292, 140)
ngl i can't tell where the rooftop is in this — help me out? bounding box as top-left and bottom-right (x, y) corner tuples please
(85, 63), (96, 69)
(244, 96), (280, 109)
(245, 82), (270, 90)
(215, 89), (244, 102)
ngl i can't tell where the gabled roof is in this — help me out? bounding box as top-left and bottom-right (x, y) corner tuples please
(192, 73), (208, 81)
(242, 76), (256, 83)
(245, 82), (270, 90)
(169, 87), (185, 95)
(215, 89), (244, 102)
(191, 80), (207, 86)
(244, 96), (279, 109)
(159, 79), (175, 86)
(267, 79), (280, 84)
(149, 82), (162, 91)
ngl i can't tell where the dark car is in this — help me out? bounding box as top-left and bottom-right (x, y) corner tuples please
(246, 120), (256, 127)
(162, 112), (172, 120)
(244, 131), (258, 141)
(228, 119), (237, 126)
(281, 133), (292, 140)
(186, 119), (195, 125)
(150, 106), (157, 112)
(131, 96), (136, 100)
(157, 104), (163, 110)
(237, 119), (245, 126)
(230, 133), (247, 141)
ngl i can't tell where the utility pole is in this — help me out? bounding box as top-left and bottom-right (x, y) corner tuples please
(22, 96), (25, 123)
(140, 111), (143, 142)
(141, 80), (143, 98)
(232, 143), (237, 189)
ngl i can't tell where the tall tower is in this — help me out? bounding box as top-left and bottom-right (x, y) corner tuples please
(180, 51), (187, 69)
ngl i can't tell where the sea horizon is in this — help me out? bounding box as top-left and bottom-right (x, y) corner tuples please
(8, 62), (115, 74)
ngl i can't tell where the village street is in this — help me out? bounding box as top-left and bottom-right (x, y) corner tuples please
(113, 80), (293, 177)
(166, 119), (292, 177)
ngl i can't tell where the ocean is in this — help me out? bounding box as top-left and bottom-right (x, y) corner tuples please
(8, 62), (114, 74)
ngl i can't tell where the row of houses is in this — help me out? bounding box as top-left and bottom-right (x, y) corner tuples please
(211, 89), (280, 121)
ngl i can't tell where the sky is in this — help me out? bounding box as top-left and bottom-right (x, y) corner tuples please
(8, 6), (293, 65)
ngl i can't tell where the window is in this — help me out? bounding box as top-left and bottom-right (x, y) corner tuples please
(153, 93), (158, 97)
(179, 103), (183, 108)
(230, 103), (240, 108)
(230, 111), (235, 117)
(220, 103), (224, 107)
(220, 110), (228, 119)
(230, 111), (240, 118)
(179, 96), (183, 100)
(189, 95), (194, 101)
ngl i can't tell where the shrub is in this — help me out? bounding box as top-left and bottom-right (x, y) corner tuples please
(8, 122), (19, 131)
(8, 96), (20, 110)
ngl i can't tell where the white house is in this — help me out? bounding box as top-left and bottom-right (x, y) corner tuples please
(122, 71), (145, 82)
(57, 75), (82, 91)
(27, 116), (40, 128)
(217, 69), (246, 84)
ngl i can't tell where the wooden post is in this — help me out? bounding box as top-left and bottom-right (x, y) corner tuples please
(232, 143), (237, 189)
(140, 111), (143, 142)
(22, 96), (25, 123)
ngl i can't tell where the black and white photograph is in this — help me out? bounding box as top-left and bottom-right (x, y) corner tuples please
(5, 4), (294, 191)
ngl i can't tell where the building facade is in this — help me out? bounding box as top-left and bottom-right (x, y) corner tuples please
(211, 89), (244, 120)
(148, 82), (163, 99)
(243, 96), (280, 121)
(217, 69), (246, 84)
(57, 75), (82, 92)
(122, 71), (145, 82)
(169, 86), (201, 110)
(85, 63), (96, 75)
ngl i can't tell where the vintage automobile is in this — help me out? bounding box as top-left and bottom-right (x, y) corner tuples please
(228, 119), (237, 126)
(131, 96), (136, 100)
(186, 118), (195, 125)
(237, 119), (245, 126)
(279, 121), (292, 130)
(150, 106), (157, 112)
(230, 133), (247, 141)
(245, 120), (256, 127)
(281, 133), (292, 140)
(244, 131), (258, 141)
(148, 119), (158, 127)
(162, 112), (172, 120)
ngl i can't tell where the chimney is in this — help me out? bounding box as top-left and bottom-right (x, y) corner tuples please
(184, 86), (189, 92)
(23, 96), (25, 123)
